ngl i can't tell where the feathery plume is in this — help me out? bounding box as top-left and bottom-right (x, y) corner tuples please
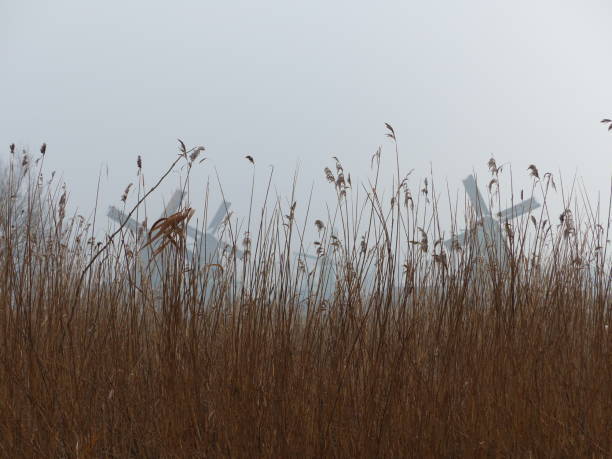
(121, 183), (133, 202)
(190, 146), (205, 162)
(177, 138), (187, 154)
(385, 122), (396, 141)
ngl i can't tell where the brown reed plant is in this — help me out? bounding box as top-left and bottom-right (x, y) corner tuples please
(0, 134), (609, 458)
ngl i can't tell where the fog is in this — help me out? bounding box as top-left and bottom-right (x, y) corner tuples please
(1, 0), (611, 239)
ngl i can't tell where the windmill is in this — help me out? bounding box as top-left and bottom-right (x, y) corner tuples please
(108, 190), (334, 300)
(444, 175), (540, 263)
(107, 189), (241, 275)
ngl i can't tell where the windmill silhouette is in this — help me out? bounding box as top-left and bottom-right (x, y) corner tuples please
(107, 189), (241, 273)
(444, 175), (540, 263)
(108, 190), (323, 295)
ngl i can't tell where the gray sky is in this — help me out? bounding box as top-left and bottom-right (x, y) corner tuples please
(1, 0), (611, 235)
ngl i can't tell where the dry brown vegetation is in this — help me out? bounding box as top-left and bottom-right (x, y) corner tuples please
(0, 134), (610, 457)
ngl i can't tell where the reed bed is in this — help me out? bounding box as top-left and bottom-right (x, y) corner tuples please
(0, 135), (609, 457)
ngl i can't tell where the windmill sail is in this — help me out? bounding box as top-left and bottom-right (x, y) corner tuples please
(107, 206), (142, 234)
(462, 175), (491, 217)
(445, 174), (540, 262)
(496, 197), (539, 221)
(162, 189), (184, 217)
(208, 201), (231, 233)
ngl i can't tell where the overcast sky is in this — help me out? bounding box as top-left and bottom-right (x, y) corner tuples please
(1, 0), (611, 235)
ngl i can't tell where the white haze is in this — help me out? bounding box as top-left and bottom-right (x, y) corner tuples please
(1, 0), (611, 243)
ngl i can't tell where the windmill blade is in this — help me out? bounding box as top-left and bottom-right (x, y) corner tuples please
(186, 223), (204, 241)
(162, 189), (185, 217)
(107, 206), (142, 233)
(186, 221), (245, 260)
(187, 222), (236, 255)
(189, 232), (230, 264)
(496, 197), (540, 221)
(444, 230), (470, 252)
(208, 201), (231, 233)
(444, 219), (507, 259)
(463, 175), (491, 217)
(481, 216), (506, 248)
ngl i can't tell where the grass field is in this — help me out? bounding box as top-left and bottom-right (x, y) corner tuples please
(0, 137), (610, 457)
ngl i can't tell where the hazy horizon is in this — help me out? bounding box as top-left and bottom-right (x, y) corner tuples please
(2, 0), (611, 233)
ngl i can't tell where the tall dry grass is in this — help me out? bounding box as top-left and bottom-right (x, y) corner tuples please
(0, 134), (610, 457)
